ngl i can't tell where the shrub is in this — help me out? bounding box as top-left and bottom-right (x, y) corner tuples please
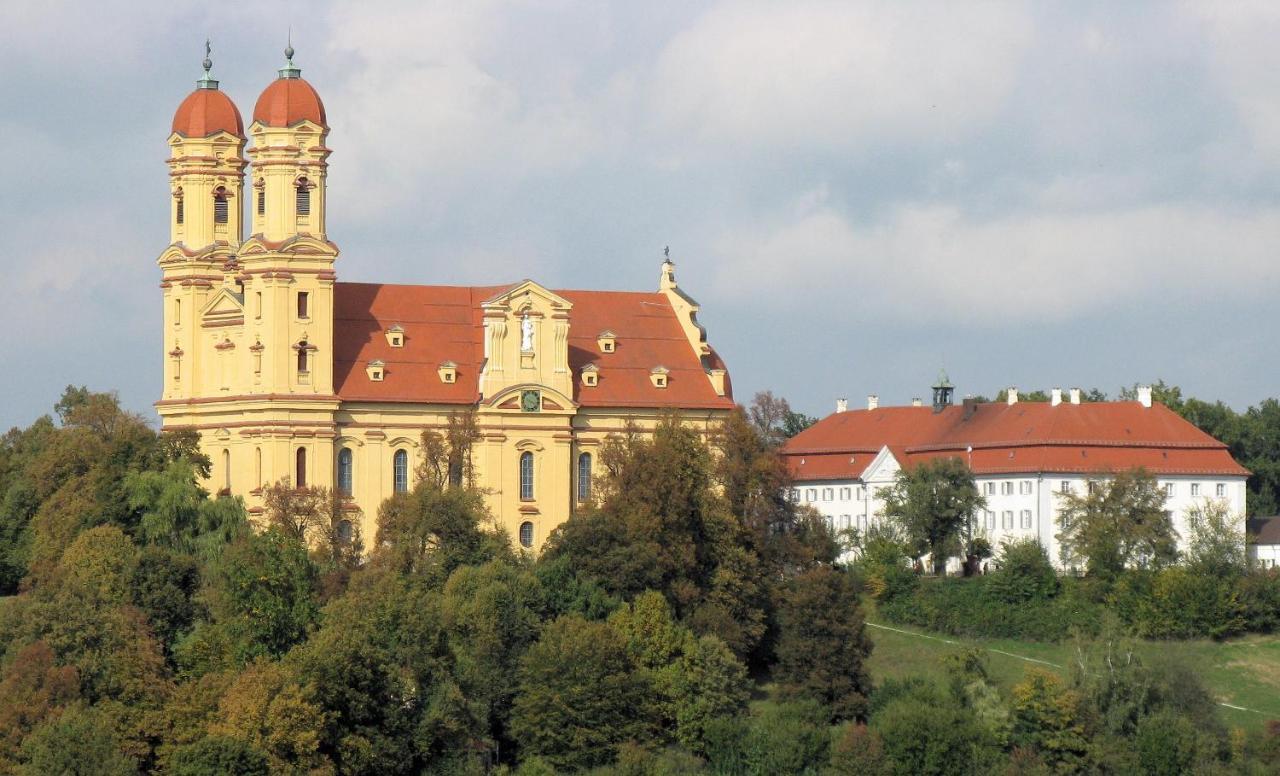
(872, 684), (1002, 776)
(1135, 710), (1199, 775)
(829, 723), (890, 775)
(703, 702), (829, 776)
(1237, 570), (1280, 633)
(988, 540), (1058, 604)
(1132, 567), (1245, 640)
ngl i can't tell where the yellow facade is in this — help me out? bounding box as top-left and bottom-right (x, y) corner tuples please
(158, 56), (733, 550)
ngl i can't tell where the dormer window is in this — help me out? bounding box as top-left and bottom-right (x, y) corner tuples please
(296, 177), (311, 218)
(581, 363), (599, 387)
(650, 366), (669, 388)
(213, 186), (228, 224)
(385, 325), (404, 347)
(597, 330), (616, 353)
(438, 361), (457, 384)
(366, 359), (385, 381)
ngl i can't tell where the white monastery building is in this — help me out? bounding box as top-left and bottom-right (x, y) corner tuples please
(781, 376), (1250, 569)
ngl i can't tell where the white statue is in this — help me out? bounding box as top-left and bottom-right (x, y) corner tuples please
(520, 313), (534, 352)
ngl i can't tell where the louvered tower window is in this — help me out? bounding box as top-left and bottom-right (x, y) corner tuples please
(213, 187), (228, 224)
(296, 178), (310, 216)
(176, 193), (184, 224)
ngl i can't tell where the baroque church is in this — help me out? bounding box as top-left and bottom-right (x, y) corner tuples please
(158, 47), (735, 550)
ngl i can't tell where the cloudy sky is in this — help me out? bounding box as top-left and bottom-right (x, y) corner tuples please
(3, 1), (1279, 429)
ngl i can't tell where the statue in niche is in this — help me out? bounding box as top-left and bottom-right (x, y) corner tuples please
(520, 312), (534, 352)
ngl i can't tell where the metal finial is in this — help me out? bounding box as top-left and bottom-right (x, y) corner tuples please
(663, 245), (670, 259)
(286, 27), (294, 61)
(279, 29), (301, 79)
(196, 38), (219, 89)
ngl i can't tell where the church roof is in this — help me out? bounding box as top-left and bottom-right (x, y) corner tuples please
(172, 88), (244, 137)
(332, 282), (733, 409)
(783, 401), (1249, 481)
(253, 77), (327, 128)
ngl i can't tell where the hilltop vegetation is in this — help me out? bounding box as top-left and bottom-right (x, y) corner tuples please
(0, 387), (1277, 774)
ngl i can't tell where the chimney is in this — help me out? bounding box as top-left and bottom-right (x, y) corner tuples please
(835, 398), (848, 414)
(1137, 385), (1152, 408)
(1069, 388), (1081, 405)
(867, 394), (879, 411)
(912, 397), (923, 407)
(1007, 387), (1018, 405)
(1051, 388), (1062, 407)
(962, 397), (980, 420)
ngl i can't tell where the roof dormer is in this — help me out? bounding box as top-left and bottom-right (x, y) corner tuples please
(597, 330), (617, 354)
(385, 324), (404, 348)
(650, 365), (669, 389)
(581, 363), (599, 387)
(438, 361), (457, 384)
(366, 359), (385, 381)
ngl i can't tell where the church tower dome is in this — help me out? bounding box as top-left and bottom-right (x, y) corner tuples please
(252, 44), (327, 128)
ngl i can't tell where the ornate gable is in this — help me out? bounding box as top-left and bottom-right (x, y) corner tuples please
(479, 280), (574, 401)
(200, 286), (245, 328)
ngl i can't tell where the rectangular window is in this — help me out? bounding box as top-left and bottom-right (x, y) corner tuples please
(789, 489), (799, 503)
(1020, 510), (1032, 529)
(1002, 511), (1014, 530)
(1088, 481), (1098, 495)
(806, 489), (817, 502)
(840, 487), (851, 500)
(1020, 481), (1032, 495)
(985, 510), (995, 530)
(839, 515), (850, 530)
(214, 196), (228, 224)
(1191, 483), (1200, 496)
(174, 298), (180, 327)
(984, 482), (995, 495)
(297, 292), (309, 319)
(1216, 483), (1226, 498)
(1001, 481), (1013, 496)
(176, 197), (184, 224)
(1060, 480), (1071, 494)
(823, 488), (833, 502)
(1164, 482), (1175, 497)
(856, 487), (865, 500)
(254, 292), (262, 319)
(257, 189), (265, 216)
(296, 185), (311, 216)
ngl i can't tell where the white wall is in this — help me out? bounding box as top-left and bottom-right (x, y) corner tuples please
(1250, 543), (1280, 569)
(792, 472), (1249, 570)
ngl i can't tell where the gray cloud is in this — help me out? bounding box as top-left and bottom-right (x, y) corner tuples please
(1, 0), (1277, 430)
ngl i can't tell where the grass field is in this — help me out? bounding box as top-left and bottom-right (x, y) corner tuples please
(863, 616), (1280, 732)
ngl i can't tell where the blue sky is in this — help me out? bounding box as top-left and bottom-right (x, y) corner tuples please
(2, 1), (1278, 429)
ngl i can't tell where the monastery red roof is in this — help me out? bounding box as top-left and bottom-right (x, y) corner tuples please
(333, 282), (734, 410)
(172, 88), (244, 137)
(253, 77), (327, 128)
(783, 402), (1249, 480)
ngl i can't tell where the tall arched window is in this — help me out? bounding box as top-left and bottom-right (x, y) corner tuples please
(296, 177), (311, 216)
(519, 451), (534, 501)
(222, 449), (231, 491)
(337, 448), (353, 494)
(393, 449), (409, 493)
(297, 341), (309, 373)
(577, 452), (592, 502)
(255, 447), (262, 488)
(519, 521), (534, 549)
(295, 447), (307, 487)
(213, 186), (228, 224)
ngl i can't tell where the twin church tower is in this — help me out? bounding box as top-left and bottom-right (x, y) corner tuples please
(158, 46), (735, 549)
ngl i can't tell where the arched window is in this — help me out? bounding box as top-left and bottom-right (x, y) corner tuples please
(448, 459), (463, 488)
(222, 449), (231, 491)
(519, 451), (534, 501)
(297, 341), (309, 373)
(337, 448), (353, 494)
(393, 449), (409, 493)
(255, 446), (262, 488)
(519, 521), (534, 549)
(577, 452), (593, 502)
(336, 519), (354, 545)
(175, 189), (184, 224)
(213, 186), (228, 224)
(295, 447), (307, 487)
(296, 177), (311, 216)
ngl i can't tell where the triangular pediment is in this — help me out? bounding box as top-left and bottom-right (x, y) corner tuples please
(481, 279), (572, 311)
(200, 287), (245, 322)
(861, 445), (902, 484)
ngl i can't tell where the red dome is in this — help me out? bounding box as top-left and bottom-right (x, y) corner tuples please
(253, 77), (327, 128)
(172, 88), (244, 137)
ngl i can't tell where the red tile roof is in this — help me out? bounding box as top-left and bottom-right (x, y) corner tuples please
(253, 77), (327, 128)
(332, 282), (734, 410)
(783, 402), (1249, 480)
(172, 88), (244, 137)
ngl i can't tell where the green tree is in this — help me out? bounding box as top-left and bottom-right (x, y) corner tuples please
(1185, 498), (1246, 577)
(871, 684), (1002, 776)
(374, 483), (510, 582)
(988, 539), (1059, 603)
(17, 703), (139, 776)
(773, 566), (872, 722)
(881, 457), (986, 576)
(167, 736), (269, 776)
(1010, 669), (1089, 771)
(1056, 468), (1177, 579)
(509, 615), (656, 771)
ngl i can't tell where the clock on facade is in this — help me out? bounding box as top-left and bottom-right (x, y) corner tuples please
(521, 389), (541, 413)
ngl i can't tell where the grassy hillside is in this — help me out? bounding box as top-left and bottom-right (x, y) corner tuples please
(864, 617), (1280, 732)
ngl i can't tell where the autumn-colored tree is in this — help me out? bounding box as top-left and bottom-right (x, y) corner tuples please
(210, 658), (333, 775)
(1010, 669), (1089, 770)
(0, 641), (80, 770)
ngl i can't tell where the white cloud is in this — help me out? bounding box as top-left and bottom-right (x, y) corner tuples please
(648, 1), (1033, 153)
(713, 189), (1280, 324)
